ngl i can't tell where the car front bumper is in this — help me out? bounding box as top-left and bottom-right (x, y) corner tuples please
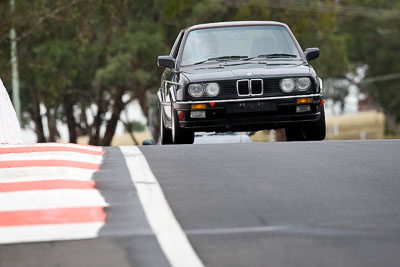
(171, 94), (324, 131)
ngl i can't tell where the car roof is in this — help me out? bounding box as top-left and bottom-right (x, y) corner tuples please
(184, 21), (287, 31)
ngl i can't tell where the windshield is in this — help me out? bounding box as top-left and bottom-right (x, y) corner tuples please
(181, 25), (301, 66)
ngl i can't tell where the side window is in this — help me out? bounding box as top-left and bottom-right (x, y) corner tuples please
(170, 31), (184, 59)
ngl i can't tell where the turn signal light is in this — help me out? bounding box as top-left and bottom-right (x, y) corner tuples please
(191, 104), (206, 109)
(297, 97), (311, 104)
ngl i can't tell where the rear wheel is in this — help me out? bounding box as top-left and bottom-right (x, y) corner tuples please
(171, 106), (194, 144)
(160, 106), (172, 145)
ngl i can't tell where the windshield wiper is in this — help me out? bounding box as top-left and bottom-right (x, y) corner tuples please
(193, 55), (248, 65)
(245, 53), (298, 60)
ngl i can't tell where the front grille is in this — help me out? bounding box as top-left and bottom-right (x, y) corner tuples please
(251, 79), (263, 95)
(237, 80), (249, 95)
(185, 77), (316, 100)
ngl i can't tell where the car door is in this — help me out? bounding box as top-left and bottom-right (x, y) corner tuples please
(160, 31), (184, 123)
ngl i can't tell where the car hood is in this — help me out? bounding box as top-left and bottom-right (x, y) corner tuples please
(181, 61), (311, 83)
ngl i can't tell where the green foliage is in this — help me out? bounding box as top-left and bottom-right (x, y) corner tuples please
(339, 0), (400, 123)
(127, 120), (146, 132)
(314, 34), (349, 77)
(96, 53), (133, 88)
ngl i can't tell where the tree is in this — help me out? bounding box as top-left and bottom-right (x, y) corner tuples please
(338, 0), (400, 134)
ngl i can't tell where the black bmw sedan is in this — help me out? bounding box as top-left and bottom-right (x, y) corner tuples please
(157, 21), (325, 144)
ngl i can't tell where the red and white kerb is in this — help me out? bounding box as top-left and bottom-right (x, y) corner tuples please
(0, 143), (107, 244)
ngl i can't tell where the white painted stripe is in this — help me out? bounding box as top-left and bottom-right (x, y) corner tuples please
(120, 146), (204, 267)
(0, 167), (97, 180)
(0, 222), (105, 244)
(0, 143), (103, 152)
(0, 151), (103, 164)
(0, 189), (108, 211)
(0, 176), (93, 183)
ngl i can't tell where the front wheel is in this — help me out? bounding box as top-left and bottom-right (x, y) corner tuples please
(285, 126), (305, 141)
(285, 106), (326, 141)
(160, 106), (172, 145)
(171, 107), (194, 144)
(303, 105), (326, 141)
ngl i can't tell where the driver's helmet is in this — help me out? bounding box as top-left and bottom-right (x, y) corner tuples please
(196, 31), (219, 56)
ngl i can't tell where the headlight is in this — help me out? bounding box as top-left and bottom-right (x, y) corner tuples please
(188, 83), (204, 97)
(296, 77), (311, 91)
(205, 83), (220, 97)
(280, 78), (295, 93)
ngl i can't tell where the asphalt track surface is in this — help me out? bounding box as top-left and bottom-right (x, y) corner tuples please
(1, 140), (400, 267)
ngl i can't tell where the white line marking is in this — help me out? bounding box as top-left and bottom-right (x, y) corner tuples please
(0, 175), (94, 183)
(0, 167), (98, 180)
(0, 222), (105, 244)
(120, 146), (204, 267)
(0, 151), (103, 164)
(0, 143), (103, 152)
(0, 189), (108, 211)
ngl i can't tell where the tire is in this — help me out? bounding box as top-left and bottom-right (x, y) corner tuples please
(285, 106), (326, 141)
(171, 106), (194, 144)
(160, 106), (172, 145)
(285, 126), (306, 141)
(303, 105), (326, 141)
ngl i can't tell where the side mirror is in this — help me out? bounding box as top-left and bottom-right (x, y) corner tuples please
(304, 48), (320, 62)
(157, 55), (176, 69)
